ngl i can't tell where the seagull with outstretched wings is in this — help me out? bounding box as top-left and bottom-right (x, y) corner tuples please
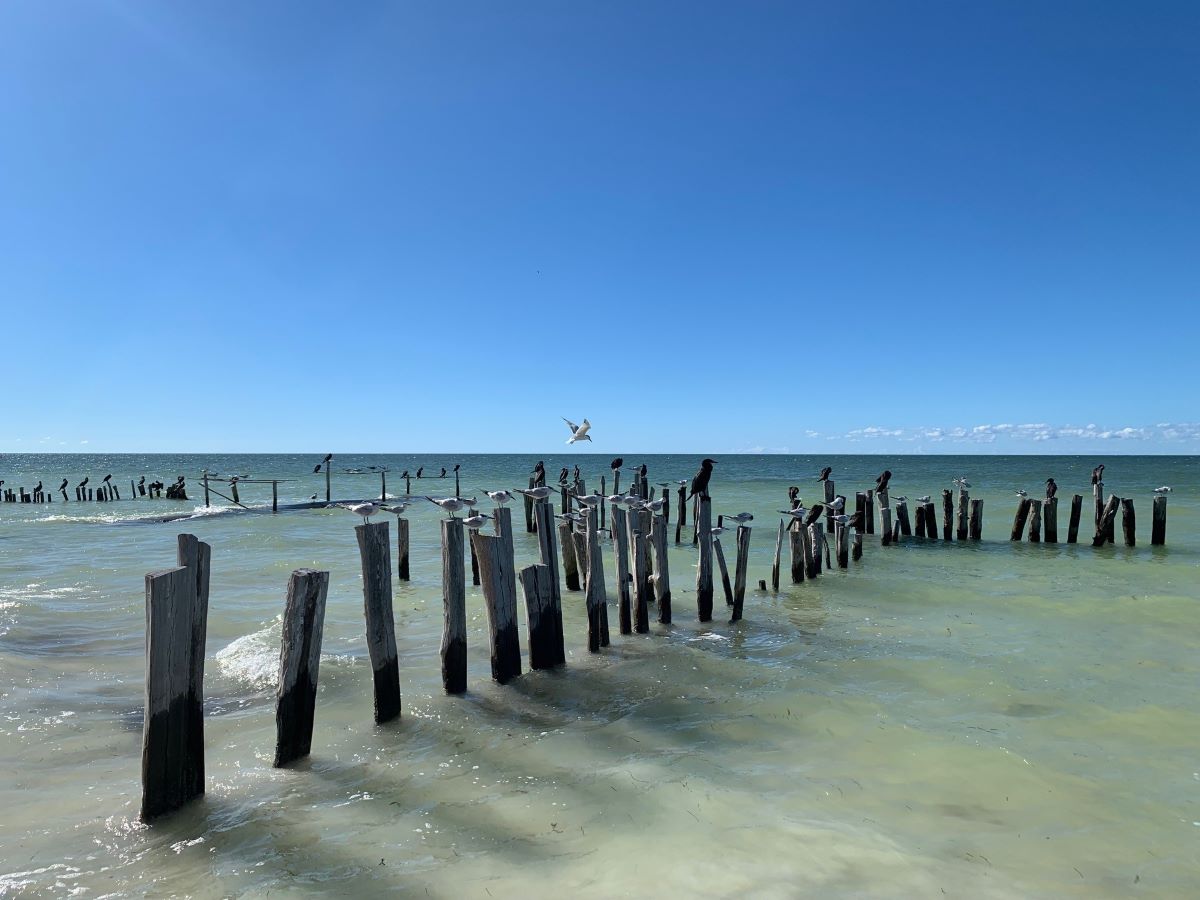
(563, 416), (593, 444)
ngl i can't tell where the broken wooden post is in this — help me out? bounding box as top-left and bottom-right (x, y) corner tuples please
(810, 523), (826, 574)
(1043, 497), (1057, 544)
(713, 535), (734, 607)
(771, 519), (784, 591)
(855, 492), (868, 532)
(1010, 498), (1032, 541)
(519, 564), (564, 670)
(1028, 499), (1043, 542)
(956, 488), (969, 541)
(533, 501), (561, 618)
(650, 513), (672, 624)
(1067, 494), (1083, 544)
(865, 490), (875, 534)
(801, 523), (817, 579)
(612, 506), (633, 634)
(941, 489), (953, 541)
(914, 503), (927, 538)
(357, 521), (400, 721)
(1093, 481), (1104, 532)
(878, 489), (892, 546)
(391, 515), (409, 581)
(675, 483), (686, 543)
(272, 480), (278, 513)
(696, 497), (714, 622)
(1092, 495), (1120, 547)
(835, 523), (849, 568)
(524, 475), (536, 533)
(967, 499), (983, 540)
(823, 479), (836, 534)
(230, 480), (240, 504)
(141, 534), (210, 820)
(1151, 495), (1167, 545)
(1121, 498), (1136, 547)
(584, 505), (609, 649)
(852, 530), (863, 561)
(471, 529), (521, 684)
(559, 521), (581, 592)
(469, 533), (480, 587)
(274, 568), (329, 768)
(788, 529), (805, 583)
(1103, 493), (1117, 544)
(631, 520), (651, 633)
(894, 498), (911, 537)
(731, 525), (750, 622)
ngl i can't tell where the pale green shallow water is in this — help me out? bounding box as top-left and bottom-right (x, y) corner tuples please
(0, 453), (1197, 898)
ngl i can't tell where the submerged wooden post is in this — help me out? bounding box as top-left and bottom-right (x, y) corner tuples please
(141, 534), (210, 821)
(631, 521), (651, 633)
(584, 505), (609, 649)
(1151, 495), (1167, 545)
(865, 490), (875, 534)
(1010, 498), (1032, 541)
(1092, 495), (1120, 547)
(472, 530), (521, 684)
(1121, 498), (1136, 547)
(941, 490), (953, 541)
(1043, 497), (1058, 543)
(1028, 499), (1043, 542)
(894, 498), (912, 537)
(650, 514), (672, 624)
(835, 523), (849, 568)
(713, 536), (733, 607)
(852, 530), (863, 561)
(519, 564), (564, 670)
(956, 489), (969, 541)
(274, 568), (330, 768)
(968, 499), (983, 540)
(612, 506), (633, 634)
(696, 497), (714, 622)
(788, 529), (805, 583)
(878, 489), (892, 547)
(357, 521), (400, 721)
(771, 519), (784, 591)
(396, 517), (410, 580)
(559, 521), (581, 592)
(731, 525), (750, 621)
(1067, 494), (1083, 544)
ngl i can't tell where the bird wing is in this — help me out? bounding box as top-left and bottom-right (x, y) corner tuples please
(562, 417), (580, 434)
(575, 419), (591, 438)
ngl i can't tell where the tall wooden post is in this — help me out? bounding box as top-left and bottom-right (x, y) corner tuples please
(631, 520), (650, 633)
(941, 489), (953, 541)
(202, 473), (210, 508)
(956, 488), (969, 541)
(612, 506), (632, 634)
(1043, 497), (1058, 543)
(1067, 494), (1083, 544)
(823, 479), (836, 534)
(731, 525), (750, 621)
(1151, 495), (1167, 545)
(472, 530), (522, 684)
(968, 499), (983, 540)
(274, 569), (329, 767)
(878, 489), (892, 546)
(894, 498), (911, 537)
(771, 519), (784, 591)
(650, 514), (672, 624)
(1121, 498), (1136, 547)
(696, 497), (714, 622)
(520, 564), (564, 670)
(789, 530), (805, 583)
(357, 521), (400, 721)
(1092, 495), (1120, 547)
(559, 521), (581, 591)
(599, 476), (607, 530)
(1028, 499), (1043, 542)
(835, 523), (849, 568)
(272, 480), (278, 513)
(1010, 498), (1032, 541)
(584, 505), (609, 650)
(675, 483), (686, 543)
(325, 463), (331, 504)
(396, 517), (410, 581)
(865, 490), (875, 534)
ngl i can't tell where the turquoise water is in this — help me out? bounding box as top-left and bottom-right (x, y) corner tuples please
(1, 453), (1197, 897)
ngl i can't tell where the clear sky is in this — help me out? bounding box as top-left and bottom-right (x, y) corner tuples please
(1, 1), (1196, 454)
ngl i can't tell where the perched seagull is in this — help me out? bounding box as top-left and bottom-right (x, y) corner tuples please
(556, 512), (585, 524)
(1015, 490), (1028, 498)
(620, 494), (644, 509)
(687, 458), (716, 500)
(724, 512), (753, 526)
(564, 417), (593, 444)
(341, 501), (383, 523)
(818, 466), (832, 482)
(458, 496), (479, 509)
(709, 525), (726, 538)
(1045, 478), (1058, 499)
(573, 492), (606, 507)
(1154, 485), (1173, 494)
(516, 485), (555, 501)
(915, 495), (931, 503)
(832, 514), (850, 525)
(383, 502), (410, 515)
(426, 496), (466, 517)
(826, 496), (846, 511)
(676, 479), (688, 487)
(462, 513), (492, 530)
(657, 482), (672, 489)
(1091, 464), (1105, 485)
(644, 498), (666, 514)
(953, 476), (971, 489)
(485, 489), (516, 506)
(606, 493), (625, 503)
(875, 470), (892, 493)
(893, 495), (907, 504)
(779, 507), (808, 520)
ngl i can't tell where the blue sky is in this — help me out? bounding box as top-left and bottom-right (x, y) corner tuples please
(1, 1), (1196, 454)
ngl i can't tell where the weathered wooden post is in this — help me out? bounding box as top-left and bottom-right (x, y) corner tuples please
(524, 475), (536, 534)
(1092, 495), (1120, 547)
(141, 534), (210, 820)
(611, 506), (633, 634)
(894, 498), (912, 537)
(1093, 481), (1104, 532)
(1028, 498), (1043, 542)
(519, 564), (564, 670)
(675, 483), (686, 543)
(357, 521), (400, 721)
(801, 522), (817, 579)
(274, 569), (330, 768)
(202, 473), (211, 507)
(771, 519), (784, 591)
(272, 480), (278, 513)
(878, 489), (892, 547)
(381, 471), (388, 503)
(650, 514), (672, 624)
(731, 525), (750, 621)
(584, 504), (609, 650)
(914, 503), (927, 538)
(396, 516), (410, 581)
(852, 530), (863, 561)
(559, 520), (581, 591)
(599, 475), (607, 530)
(469, 533), (480, 587)
(788, 529), (805, 583)
(835, 523), (849, 568)
(1010, 498), (1032, 541)
(1121, 498), (1136, 547)
(855, 492), (868, 533)
(230, 479), (240, 504)
(1103, 493), (1117, 545)
(941, 489), (953, 541)
(631, 521), (651, 633)
(956, 488), (969, 541)
(713, 536), (734, 607)
(865, 490), (875, 534)
(1151, 495), (1167, 545)
(810, 524), (826, 574)
(696, 497), (714, 622)
(1043, 497), (1058, 543)
(325, 462), (331, 504)
(471, 530), (522, 684)
(823, 479), (836, 534)
(1067, 494), (1083, 544)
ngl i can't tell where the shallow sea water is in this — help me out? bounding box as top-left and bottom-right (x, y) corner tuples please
(1, 453), (1197, 897)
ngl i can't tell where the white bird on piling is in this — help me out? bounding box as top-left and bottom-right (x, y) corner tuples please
(644, 498), (666, 514)
(832, 514), (850, 525)
(383, 502), (409, 515)
(954, 476), (971, 489)
(426, 496), (466, 517)
(915, 495), (931, 503)
(573, 492), (605, 507)
(340, 501), (384, 523)
(779, 507), (808, 520)
(620, 494), (643, 509)
(1154, 486), (1173, 494)
(515, 485), (555, 501)
(826, 496), (845, 511)
(1015, 490), (1028, 498)
(724, 512), (753, 525)
(606, 493), (625, 504)
(556, 512), (585, 524)
(485, 489), (516, 506)
(563, 417), (593, 444)
(462, 513), (492, 529)
(709, 525), (726, 538)
(458, 495), (479, 509)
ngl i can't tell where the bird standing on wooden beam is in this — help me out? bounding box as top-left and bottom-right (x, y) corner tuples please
(687, 458), (716, 500)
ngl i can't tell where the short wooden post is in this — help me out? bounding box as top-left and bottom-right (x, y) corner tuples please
(396, 517), (410, 580)
(584, 505), (609, 649)
(1121, 498), (1136, 547)
(914, 503), (927, 538)
(865, 490), (875, 534)
(1028, 499), (1043, 542)
(895, 498), (911, 537)
(357, 521), (400, 721)
(852, 530), (863, 561)
(141, 534), (210, 820)
(855, 492), (867, 533)
(835, 523), (849, 568)
(559, 521), (581, 591)
(956, 489), (969, 541)
(1093, 482), (1104, 532)
(771, 519), (784, 591)
(271, 480), (278, 513)
(878, 489), (892, 546)
(1104, 492), (1117, 544)
(1010, 498), (1031, 541)
(202, 473), (210, 507)
(801, 523), (817, 579)
(650, 514), (672, 624)
(274, 568), (329, 767)
(520, 564), (564, 670)
(968, 499), (983, 540)
(675, 484), (686, 543)
(788, 530), (805, 583)
(731, 525), (750, 621)
(631, 523), (651, 633)
(1067, 494), (1083, 544)
(696, 497), (714, 622)
(1043, 497), (1058, 543)
(1151, 495), (1167, 545)
(471, 530), (521, 684)
(230, 480), (240, 504)
(713, 536), (734, 607)
(612, 506), (632, 634)
(1092, 495), (1120, 547)
(810, 523), (826, 574)
(524, 475), (536, 533)
(941, 489), (953, 541)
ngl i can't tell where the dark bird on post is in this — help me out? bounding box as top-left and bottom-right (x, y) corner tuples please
(532, 461), (545, 480)
(313, 464), (322, 473)
(637, 463), (647, 478)
(59, 479), (68, 491)
(875, 470), (892, 493)
(573, 465), (580, 482)
(439, 468), (447, 478)
(847, 510), (865, 531)
(686, 458), (716, 500)
(803, 504), (825, 526)
(610, 458), (623, 471)
(103, 474), (112, 483)
(454, 464), (460, 472)
(34, 481), (42, 492)
(416, 467), (424, 478)
(400, 470), (409, 479)
(1045, 478), (1058, 499)
(818, 466), (832, 482)
(558, 467), (569, 483)
(79, 477), (89, 487)
(788, 486), (800, 503)
(1091, 464), (1105, 485)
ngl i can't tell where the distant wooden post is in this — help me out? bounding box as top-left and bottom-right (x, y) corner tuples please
(801, 523), (816, 579)
(325, 463), (331, 504)
(612, 506), (632, 634)
(696, 497), (714, 622)
(941, 490), (953, 541)
(519, 564), (564, 670)
(1028, 499), (1043, 542)
(584, 505), (609, 649)
(396, 517), (410, 581)
(1093, 481), (1104, 532)
(381, 471), (387, 503)
(1043, 497), (1058, 543)
(855, 492), (867, 534)
(631, 521), (651, 633)
(713, 536), (733, 607)
(731, 525), (750, 621)
(956, 489), (969, 541)
(559, 521), (581, 591)
(1151, 495), (1167, 545)
(404, 474), (411, 495)
(274, 568), (329, 767)
(141, 534), (210, 820)
(914, 503), (927, 538)
(524, 475), (536, 533)
(202, 473), (210, 508)
(357, 521), (400, 721)
(1010, 498), (1032, 541)
(650, 514), (672, 624)
(771, 519), (784, 591)
(471, 530), (521, 684)
(895, 498), (912, 537)
(865, 490), (875, 534)
(454, 469), (460, 498)
(968, 499), (983, 540)
(788, 530), (805, 583)
(599, 476), (607, 530)
(852, 530), (863, 561)
(1121, 498), (1136, 547)
(1067, 494), (1083, 544)
(1092, 495), (1120, 547)
(810, 524), (825, 575)
(675, 484), (686, 543)
(130, 479), (136, 500)
(878, 489), (892, 546)
(272, 481), (278, 513)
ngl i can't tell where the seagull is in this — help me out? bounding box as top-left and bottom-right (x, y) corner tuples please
(953, 476), (971, 489)
(657, 482), (671, 488)
(1045, 478), (1058, 499)
(573, 492), (606, 507)
(1154, 486), (1173, 494)
(462, 513), (492, 530)
(915, 495), (931, 503)
(426, 496), (467, 517)
(832, 514), (849, 525)
(893, 495), (907, 504)
(458, 496), (479, 509)
(644, 498), (666, 514)
(1015, 490), (1028, 498)
(485, 490), (516, 506)
(875, 470), (892, 493)
(516, 485), (554, 501)
(818, 466), (832, 482)
(564, 417), (593, 444)
(620, 494), (643, 508)
(340, 501), (384, 523)
(709, 525), (726, 538)
(687, 458), (716, 500)
(309, 494), (318, 501)
(826, 496), (845, 511)
(724, 512), (753, 526)
(779, 507), (808, 520)
(1091, 464), (1105, 485)
(556, 512), (585, 524)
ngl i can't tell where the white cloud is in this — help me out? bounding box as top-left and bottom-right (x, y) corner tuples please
(835, 423), (1200, 445)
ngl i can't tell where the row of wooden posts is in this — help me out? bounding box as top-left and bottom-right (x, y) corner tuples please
(1, 478), (180, 503)
(1008, 482), (1168, 547)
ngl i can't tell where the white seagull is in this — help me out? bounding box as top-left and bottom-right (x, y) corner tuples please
(953, 476), (971, 489)
(915, 495), (931, 503)
(340, 501), (384, 523)
(563, 417), (593, 444)
(485, 489), (516, 506)
(644, 498), (666, 514)
(383, 502), (410, 515)
(709, 525), (726, 538)
(516, 485), (555, 501)
(826, 496), (845, 511)
(573, 492), (606, 507)
(426, 496), (467, 517)
(463, 513), (492, 529)
(724, 512), (753, 525)
(1154, 486), (1173, 494)
(1015, 490), (1028, 498)
(458, 495), (479, 509)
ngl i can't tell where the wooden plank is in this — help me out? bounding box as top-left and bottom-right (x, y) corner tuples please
(274, 569), (329, 767)
(471, 530), (522, 684)
(731, 525), (750, 622)
(1121, 498), (1136, 547)
(1010, 498), (1032, 541)
(695, 497), (714, 621)
(1151, 495), (1167, 545)
(357, 521), (401, 721)
(1067, 494), (1083, 544)
(713, 536), (733, 607)
(520, 563), (563, 670)
(440, 518), (467, 694)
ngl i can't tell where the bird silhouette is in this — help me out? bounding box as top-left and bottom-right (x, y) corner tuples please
(416, 467), (424, 478)
(1091, 464), (1105, 485)
(686, 458), (716, 500)
(610, 458), (623, 471)
(875, 470), (892, 493)
(818, 466), (832, 482)
(1045, 478), (1058, 499)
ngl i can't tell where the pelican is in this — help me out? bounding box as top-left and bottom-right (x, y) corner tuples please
(563, 417), (593, 444)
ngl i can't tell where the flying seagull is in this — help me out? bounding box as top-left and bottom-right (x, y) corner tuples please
(564, 417), (593, 444)
(687, 458), (716, 500)
(953, 476), (971, 489)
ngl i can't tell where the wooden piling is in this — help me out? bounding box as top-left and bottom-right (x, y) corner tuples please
(855, 492), (868, 532)
(1067, 494), (1083, 544)
(941, 490), (953, 541)
(811, 523), (826, 574)
(1121, 498), (1136, 547)
(823, 480), (836, 534)
(914, 503), (927, 538)
(519, 564), (564, 670)
(599, 475), (607, 530)
(1010, 498), (1031, 541)
(612, 506), (633, 634)
(533, 503), (562, 618)
(631, 523), (651, 633)
(1093, 482), (1104, 532)
(852, 530), (863, 561)
(1043, 497), (1057, 543)
(835, 524), (849, 568)
(396, 517), (410, 581)
(273, 568), (329, 768)
(650, 514), (672, 624)
(559, 521), (581, 591)
(524, 475), (536, 533)
(1103, 492), (1117, 544)
(801, 523), (817, 579)
(878, 489), (892, 547)
(584, 505), (609, 650)
(1028, 498), (1043, 542)
(968, 499), (983, 540)
(1151, 495), (1167, 546)
(675, 483), (686, 543)
(1092, 495), (1120, 548)
(357, 521), (401, 721)
(731, 525), (750, 621)
(203, 473), (211, 506)
(471, 530), (522, 684)
(469, 534), (480, 586)
(696, 497), (714, 622)
(325, 463), (331, 504)
(956, 489), (969, 541)
(271, 481), (278, 514)
(788, 530), (805, 583)
(771, 519), (784, 591)
(865, 490), (875, 534)
(141, 534), (210, 820)
(895, 498), (912, 537)
(713, 536), (733, 607)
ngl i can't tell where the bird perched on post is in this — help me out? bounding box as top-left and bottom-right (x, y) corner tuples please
(314, 453), (332, 473)
(558, 467), (569, 484)
(802, 505), (825, 526)
(425, 496), (466, 517)
(1045, 478), (1058, 499)
(485, 489), (516, 506)
(415, 467), (424, 478)
(610, 458), (623, 472)
(1091, 464), (1105, 485)
(818, 466), (832, 482)
(340, 501), (383, 523)
(532, 461), (545, 482)
(725, 512), (753, 526)
(875, 470), (892, 493)
(636, 463), (647, 478)
(58, 478), (68, 492)
(1015, 489), (1028, 498)
(686, 459), (716, 500)
(847, 510), (865, 531)
(439, 468), (447, 478)
(788, 486), (800, 504)
(563, 417), (593, 444)
(516, 485), (555, 502)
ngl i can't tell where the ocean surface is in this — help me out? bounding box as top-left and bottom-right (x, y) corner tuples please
(1, 453), (1197, 898)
